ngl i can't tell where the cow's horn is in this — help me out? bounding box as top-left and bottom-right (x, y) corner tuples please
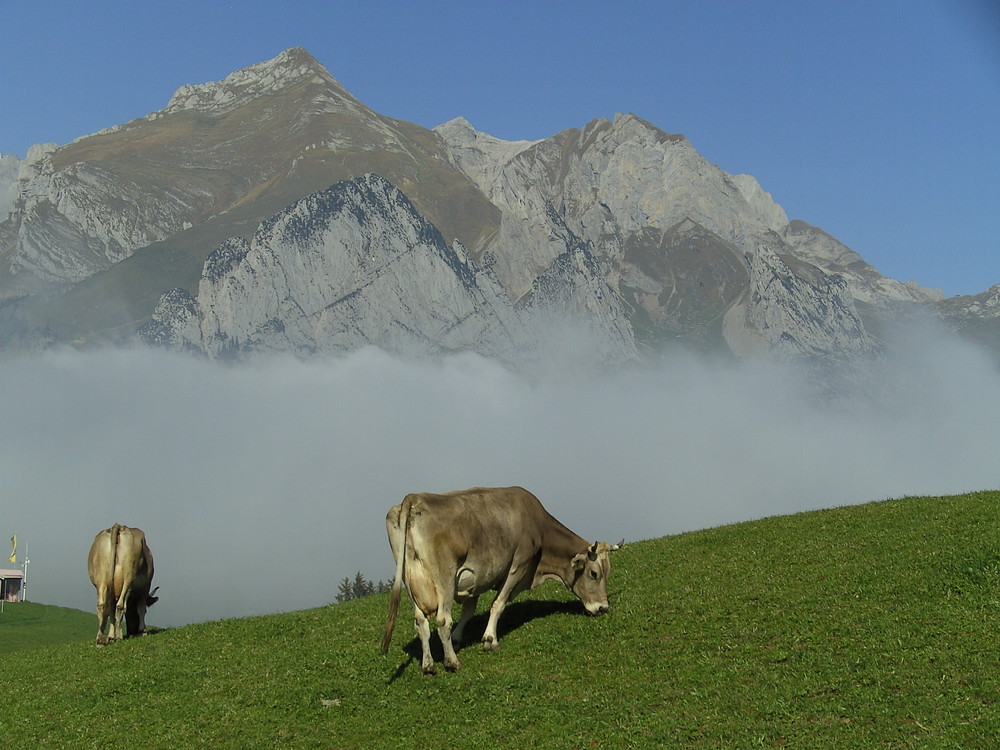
(588, 541), (599, 560)
(611, 539), (624, 551)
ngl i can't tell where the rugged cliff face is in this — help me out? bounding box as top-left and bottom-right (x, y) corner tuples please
(0, 47), (984, 367)
(0, 154), (19, 221)
(435, 113), (886, 360)
(931, 284), (1000, 357)
(140, 174), (637, 369)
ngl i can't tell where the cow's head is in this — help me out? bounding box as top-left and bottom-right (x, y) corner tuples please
(124, 588), (160, 638)
(570, 540), (622, 615)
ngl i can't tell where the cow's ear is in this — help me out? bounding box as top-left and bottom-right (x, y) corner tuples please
(571, 552), (587, 571)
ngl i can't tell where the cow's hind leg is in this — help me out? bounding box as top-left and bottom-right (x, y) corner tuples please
(406, 563), (442, 675)
(112, 584), (132, 641)
(436, 601), (462, 672)
(95, 586), (112, 646)
(413, 606), (436, 675)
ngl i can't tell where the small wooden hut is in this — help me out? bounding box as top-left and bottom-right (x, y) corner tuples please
(0, 568), (23, 602)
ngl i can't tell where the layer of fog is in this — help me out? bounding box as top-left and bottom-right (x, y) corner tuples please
(2, 322), (999, 628)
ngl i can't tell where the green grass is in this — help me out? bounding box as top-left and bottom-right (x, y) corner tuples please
(0, 601), (94, 654)
(1, 492), (997, 748)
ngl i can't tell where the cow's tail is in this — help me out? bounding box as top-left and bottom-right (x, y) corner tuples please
(108, 523), (122, 602)
(103, 523), (122, 633)
(380, 499), (410, 655)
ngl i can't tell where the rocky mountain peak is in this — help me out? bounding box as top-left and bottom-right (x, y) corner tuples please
(159, 47), (356, 118)
(434, 117), (538, 193)
(608, 112), (687, 144)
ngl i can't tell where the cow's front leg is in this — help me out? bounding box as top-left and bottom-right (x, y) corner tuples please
(137, 604), (148, 635)
(482, 572), (523, 651)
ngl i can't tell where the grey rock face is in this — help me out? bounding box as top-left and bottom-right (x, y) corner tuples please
(143, 174), (637, 368)
(139, 287), (202, 353)
(723, 245), (877, 360)
(781, 220), (942, 306)
(0, 154), (20, 222)
(5, 149), (201, 284)
(438, 113), (882, 360)
(939, 284), (1000, 321)
(438, 114), (784, 295)
(5, 47), (989, 366)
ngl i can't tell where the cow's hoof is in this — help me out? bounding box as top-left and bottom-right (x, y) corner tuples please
(482, 637), (500, 652)
(422, 664), (438, 676)
(445, 660), (462, 672)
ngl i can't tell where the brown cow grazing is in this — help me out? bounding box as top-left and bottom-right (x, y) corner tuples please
(381, 486), (621, 674)
(87, 524), (158, 646)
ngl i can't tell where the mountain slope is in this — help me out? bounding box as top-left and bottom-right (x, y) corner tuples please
(0, 48), (497, 341)
(933, 283), (1000, 355)
(0, 47), (987, 364)
(0, 601), (94, 654)
(0, 492), (996, 747)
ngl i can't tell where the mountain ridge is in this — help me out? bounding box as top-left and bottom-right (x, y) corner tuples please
(0, 47), (990, 366)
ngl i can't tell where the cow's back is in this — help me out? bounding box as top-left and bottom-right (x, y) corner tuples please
(404, 486), (549, 592)
(408, 485), (547, 543)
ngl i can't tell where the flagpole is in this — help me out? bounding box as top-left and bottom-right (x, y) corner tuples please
(3, 532), (14, 610)
(21, 542), (28, 602)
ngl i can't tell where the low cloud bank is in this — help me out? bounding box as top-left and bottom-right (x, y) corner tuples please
(3, 322), (998, 627)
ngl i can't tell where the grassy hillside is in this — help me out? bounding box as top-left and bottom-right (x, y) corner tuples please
(0, 492), (996, 748)
(0, 601), (94, 654)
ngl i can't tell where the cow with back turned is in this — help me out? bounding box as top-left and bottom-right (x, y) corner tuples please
(87, 524), (158, 646)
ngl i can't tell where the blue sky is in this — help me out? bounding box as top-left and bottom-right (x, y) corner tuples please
(1, 0), (997, 297)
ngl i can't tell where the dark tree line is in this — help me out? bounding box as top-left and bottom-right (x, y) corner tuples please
(335, 571), (391, 603)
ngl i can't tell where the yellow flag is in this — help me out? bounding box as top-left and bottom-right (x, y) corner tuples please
(8, 534), (15, 563)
